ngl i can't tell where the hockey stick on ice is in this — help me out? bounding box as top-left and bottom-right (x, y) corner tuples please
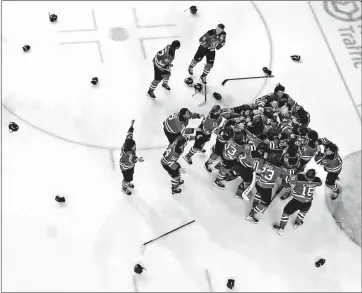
(198, 84), (207, 106)
(221, 75), (274, 86)
(140, 220), (195, 255)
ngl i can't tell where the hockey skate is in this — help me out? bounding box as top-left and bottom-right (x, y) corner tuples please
(272, 224), (284, 236)
(331, 190), (341, 200)
(200, 74), (207, 84)
(162, 83), (171, 91)
(213, 179), (225, 190)
(128, 183), (135, 189)
(245, 213), (259, 224)
(204, 162), (213, 174)
(293, 220), (304, 230)
(183, 155), (193, 165)
(188, 67), (193, 75)
(122, 187), (132, 196)
(147, 90), (156, 100)
(172, 187), (182, 194)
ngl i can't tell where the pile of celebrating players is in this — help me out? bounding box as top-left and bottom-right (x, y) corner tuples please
(159, 83), (343, 236)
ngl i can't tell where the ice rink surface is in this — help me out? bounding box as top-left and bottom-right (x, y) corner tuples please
(2, 1), (361, 292)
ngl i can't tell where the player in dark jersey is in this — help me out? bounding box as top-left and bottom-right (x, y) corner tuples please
(232, 142), (268, 199)
(272, 169), (322, 235)
(161, 136), (188, 194)
(163, 108), (203, 144)
(184, 105), (223, 164)
(315, 140), (343, 200)
(204, 123), (235, 173)
(119, 120), (144, 195)
(214, 131), (247, 190)
(246, 153), (289, 224)
(298, 129), (318, 171)
(277, 145), (301, 200)
(147, 40), (180, 99)
(187, 24), (226, 84)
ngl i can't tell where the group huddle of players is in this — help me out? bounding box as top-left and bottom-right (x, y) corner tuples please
(158, 83), (343, 235)
(119, 23), (343, 235)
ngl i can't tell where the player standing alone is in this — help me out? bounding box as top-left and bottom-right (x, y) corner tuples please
(187, 24), (226, 84)
(147, 40), (181, 99)
(119, 120), (144, 195)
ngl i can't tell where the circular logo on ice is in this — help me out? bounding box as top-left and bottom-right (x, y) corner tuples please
(324, 1), (361, 22)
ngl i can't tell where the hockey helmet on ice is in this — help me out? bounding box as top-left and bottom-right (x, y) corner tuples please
(184, 77), (193, 87)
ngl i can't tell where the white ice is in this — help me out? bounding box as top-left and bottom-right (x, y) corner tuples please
(2, 1), (361, 292)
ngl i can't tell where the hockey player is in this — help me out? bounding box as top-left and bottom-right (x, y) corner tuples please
(278, 145), (301, 200)
(298, 129), (319, 171)
(272, 169), (322, 235)
(233, 142), (268, 199)
(204, 123), (235, 173)
(214, 130), (247, 190)
(147, 40), (181, 99)
(119, 120), (144, 195)
(187, 24), (226, 84)
(161, 136), (188, 194)
(163, 108), (203, 144)
(315, 139), (343, 200)
(184, 105), (223, 165)
(246, 153), (289, 224)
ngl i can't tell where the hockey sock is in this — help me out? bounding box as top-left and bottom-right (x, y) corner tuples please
(162, 76), (170, 86)
(280, 213), (289, 229)
(149, 80), (160, 92)
(203, 64), (213, 76)
(171, 176), (180, 189)
(187, 147), (198, 158)
(189, 59), (198, 68)
(216, 171), (226, 182)
(122, 180), (129, 190)
(295, 211), (306, 224)
(252, 193), (262, 208)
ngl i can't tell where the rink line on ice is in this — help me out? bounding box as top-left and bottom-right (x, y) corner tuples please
(2, 1), (273, 151)
(58, 9), (98, 32)
(2, 104), (167, 151)
(308, 1), (361, 121)
(59, 40), (104, 63)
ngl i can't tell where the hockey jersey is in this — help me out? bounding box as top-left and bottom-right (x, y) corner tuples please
(256, 161), (289, 189)
(153, 45), (175, 71)
(287, 173), (322, 203)
(163, 112), (201, 135)
(161, 137), (184, 170)
(120, 127), (137, 171)
(238, 144), (262, 170)
(199, 114), (222, 135)
(315, 137), (343, 173)
(199, 29), (226, 51)
(298, 143), (317, 162)
(223, 140), (246, 161)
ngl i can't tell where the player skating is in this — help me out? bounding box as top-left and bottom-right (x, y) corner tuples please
(161, 136), (188, 194)
(272, 169), (322, 235)
(245, 153), (289, 224)
(147, 40), (181, 99)
(183, 105), (224, 165)
(163, 108), (203, 144)
(187, 24), (226, 84)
